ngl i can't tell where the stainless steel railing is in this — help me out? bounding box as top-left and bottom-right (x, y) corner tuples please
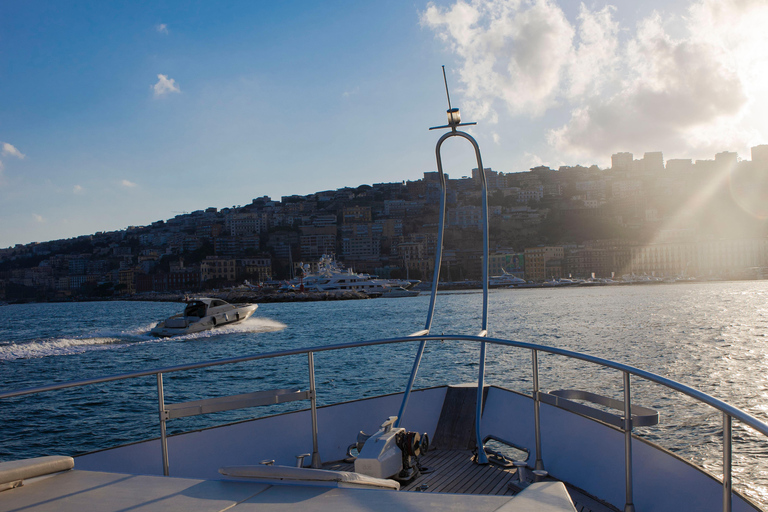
(1, 334), (765, 512)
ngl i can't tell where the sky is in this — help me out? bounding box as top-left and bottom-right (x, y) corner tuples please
(2, 0), (768, 248)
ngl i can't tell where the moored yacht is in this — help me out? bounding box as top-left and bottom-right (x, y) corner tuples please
(294, 255), (413, 297)
(489, 269), (527, 287)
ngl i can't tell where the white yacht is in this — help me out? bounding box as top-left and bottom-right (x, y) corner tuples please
(489, 269), (527, 287)
(1, 97), (766, 512)
(150, 298), (258, 337)
(295, 255), (398, 296)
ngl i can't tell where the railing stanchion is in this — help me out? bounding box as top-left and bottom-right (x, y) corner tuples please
(623, 371), (635, 512)
(532, 349), (544, 470)
(723, 412), (732, 512)
(308, 351), (321, 468)
(396, 340), (427, 428)
(475, 339), (488, 464)
(157, 372), (169, 476)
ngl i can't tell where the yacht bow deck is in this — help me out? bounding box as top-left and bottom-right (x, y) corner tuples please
(0, 467), (569, 512)
(0, 452), (607, 512)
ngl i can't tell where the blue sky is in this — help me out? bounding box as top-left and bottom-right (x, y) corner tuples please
(2, 0), (767, 247)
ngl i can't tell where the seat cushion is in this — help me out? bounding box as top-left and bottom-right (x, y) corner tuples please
(0, 456), (74, 491)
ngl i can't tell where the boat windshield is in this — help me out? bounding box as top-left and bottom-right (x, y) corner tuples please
(183, 301), (207, 318)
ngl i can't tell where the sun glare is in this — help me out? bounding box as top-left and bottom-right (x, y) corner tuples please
(730, 160), (768, 220)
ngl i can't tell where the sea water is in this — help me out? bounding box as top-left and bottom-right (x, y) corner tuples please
(1, 282), (768, 506)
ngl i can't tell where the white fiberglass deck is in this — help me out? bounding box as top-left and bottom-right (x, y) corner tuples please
(0, 467), (577, 512)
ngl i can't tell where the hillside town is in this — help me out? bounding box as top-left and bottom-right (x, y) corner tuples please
(2, 146), (768, 302)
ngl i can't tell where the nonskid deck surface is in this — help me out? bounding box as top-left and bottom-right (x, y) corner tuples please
(0, 450), (609, 512)
(325, 449), (618, 512)
(0, 469), (514, 512)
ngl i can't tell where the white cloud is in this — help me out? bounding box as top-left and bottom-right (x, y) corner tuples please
(156, 23), (169, 34)
(152, 74), (181, 97)
(566, 4), (619, 99)
(0, 142), (24, 181)
(342, 87), (360, 98)
(2, 142), (25, 159)
(73, 185), (83, 194)
(33, 214), (45, 223)
(424, 0), (768, 162)
(121, 179), (138, 188)
(422, 0), (575, 118)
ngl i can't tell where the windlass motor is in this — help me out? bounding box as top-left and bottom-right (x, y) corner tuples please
(353, 416), (429, 482)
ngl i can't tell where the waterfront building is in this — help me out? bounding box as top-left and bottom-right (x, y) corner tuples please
(118, 268), (136, 295)
(564, 241), (633, 279)
(488, 253), (524, 278)
(524, 246), (564, 281)
(628, 238), (768, 278)
(201, 256), (237, 283)
(240, 257), (272, 282)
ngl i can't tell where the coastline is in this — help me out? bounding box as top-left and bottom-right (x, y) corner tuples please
(1, 276), (758, 306)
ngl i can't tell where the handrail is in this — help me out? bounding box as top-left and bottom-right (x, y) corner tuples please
(0, 333), (762, 511)
(1, 334), (765, 435)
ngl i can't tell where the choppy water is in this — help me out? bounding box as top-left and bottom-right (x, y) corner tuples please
(1, 282), (768, 507)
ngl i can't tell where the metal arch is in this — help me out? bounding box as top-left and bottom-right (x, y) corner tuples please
(395, 128), (491, 465)
(431, 129), (490, 332)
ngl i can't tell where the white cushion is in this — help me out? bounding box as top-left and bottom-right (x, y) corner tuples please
(0, 456), (74, 491)
(495, 481), (577, 512)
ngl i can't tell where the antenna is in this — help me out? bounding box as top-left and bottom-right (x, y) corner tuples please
(429, 66), (476, 131)
(442, 65), (452, 110)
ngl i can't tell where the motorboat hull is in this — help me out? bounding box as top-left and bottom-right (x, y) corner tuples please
(150, 302), (258, 337)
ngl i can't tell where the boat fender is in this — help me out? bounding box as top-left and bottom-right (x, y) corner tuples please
(212, 317), (217, 326)
(236, 312), (240, 321)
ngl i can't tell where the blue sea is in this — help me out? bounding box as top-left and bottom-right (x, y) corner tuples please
(2, 282), (768, 506)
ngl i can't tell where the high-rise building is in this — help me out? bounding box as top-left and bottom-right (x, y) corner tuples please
(611, 152), (633, 171)
(751, 145), (768, 165)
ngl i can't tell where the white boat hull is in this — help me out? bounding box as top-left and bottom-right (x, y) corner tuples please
(150, 303), (258, 337)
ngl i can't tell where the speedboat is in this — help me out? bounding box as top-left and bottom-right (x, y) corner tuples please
(150, 298), (258, 337)
(2, 92), (767, 512)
